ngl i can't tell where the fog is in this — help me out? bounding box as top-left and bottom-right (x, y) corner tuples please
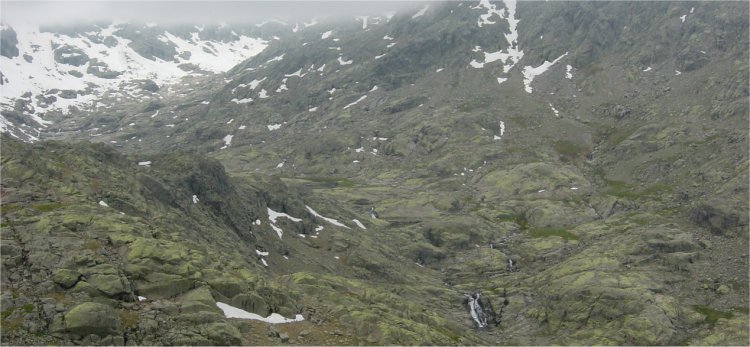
(1, 1), (431, 27)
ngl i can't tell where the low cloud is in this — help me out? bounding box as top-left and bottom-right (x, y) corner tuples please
(1, 1), (429, 27)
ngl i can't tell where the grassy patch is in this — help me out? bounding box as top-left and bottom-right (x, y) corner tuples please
(641, 183), (673, 195)
(693, 305), (734, 325)
(604, 179), (639, 199)
(554, 140), (588, 162)
(289, 176), (356, 188)
(119, 309), (140, 329)
(46, 291), (72, 304)
(529, 228), (580, 241)
(496, 213), (528, 230)
(32, 203), (64, 213)
(1, 307), (15, 320)
(83, 239), (102, 252)
(20, 304), (34, 313)
(607, 126), (637, 146)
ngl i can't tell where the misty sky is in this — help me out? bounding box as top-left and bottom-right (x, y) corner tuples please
(1, 1), (431, 27)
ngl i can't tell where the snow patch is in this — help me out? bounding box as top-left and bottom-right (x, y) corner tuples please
(566, 65), (573, 79)
(337, 56), (353, 65)
(138, 161), (151, 167)
(267, 124), (282, 131)
(321, 30), (333, 39)
(231, 98), (253, 104)
(221, 134), (233, 149)
(355, 16), (369, 29)
(305, 205), (350, 229)
(549, 103), (559, 116)
(412, 5), (429, 19)
(192, 195), (199, 204)
(267, 207), (302, 224)
(98, 200), (109, 207)
(352, 219), (367, 230)
(522, 52), (568, 93)
(216, 302), (305, 323)
(343, 95), (367, 109)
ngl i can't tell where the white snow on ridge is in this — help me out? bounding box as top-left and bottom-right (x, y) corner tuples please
(549, 103), (559, 116)
(343, 95), (367, 109)
(355, 16), (369, 29)
(566, 65), (573, 79)
(221, 134), (233, 149)
(267, 123), (282, 131)
(352, 219), (367, 230)
(138, 161), (152, 167)
(284, 69), (305, 78)
(267, 207), (302, 224)
(305, 205), (350, 229)
(98, 200), (109, 207)
(256, 249), (269, 257)
(469, 0), (524, 79)
(0, 23), (268, 124)
(192, 195), (199, 204)
(473, 0), (505, 27)
(321, 30), (333, 39)
(522, 52), (568, 93)
(412, 5), (429, 19)
(248, 77), (267, 90)
(337, 56), (353, 65)
(162, 31), (267, 72)
(216, 302), (304, 323)
(231, 98), (253, 104)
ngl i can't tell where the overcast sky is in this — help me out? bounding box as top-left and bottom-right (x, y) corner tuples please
(1, 1), (431, 27)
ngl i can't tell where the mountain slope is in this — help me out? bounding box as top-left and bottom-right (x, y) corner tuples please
(1, 0), (749, 345)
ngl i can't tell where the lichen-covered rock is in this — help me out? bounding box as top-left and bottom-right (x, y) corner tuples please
(52, 269), (81, 289)
(202, 322), (244, 345)
(64, 302), (121, 336)
(136, 272), (193, 299)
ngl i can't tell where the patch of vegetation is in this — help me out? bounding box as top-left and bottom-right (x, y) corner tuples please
(641, 183), (674, 195)
(294, 176), (356, 188)
(20, 304), (34, 313)
(529, 228), (580, 240)
(554, 140), (588, 162)
(83, 239), (102, 252)
(497, 213), (528, 230)
(604, 179), (639, 199)
(693, 305), (734, 326)
(119, 309), (140, 329)
(1, 307), (15, 320)
(32, 203), (64, 212)
(46, 291), (72, 304)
